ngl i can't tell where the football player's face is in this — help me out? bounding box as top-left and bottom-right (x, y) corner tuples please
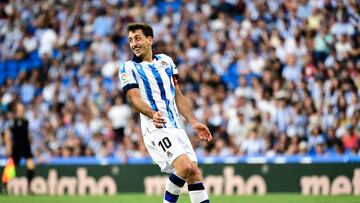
(128, 29), (153, 58)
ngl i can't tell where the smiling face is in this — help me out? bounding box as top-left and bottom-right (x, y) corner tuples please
(128, 29), (153, 60)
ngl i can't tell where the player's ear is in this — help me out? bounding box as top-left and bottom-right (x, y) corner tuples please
(148, 36), (154, 45)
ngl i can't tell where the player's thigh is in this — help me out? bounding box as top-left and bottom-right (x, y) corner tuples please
(172, 154), (195, 171)
(143, 129), (187, 172)
(144, 128), (186, 159)
(177, 129), (197, 163)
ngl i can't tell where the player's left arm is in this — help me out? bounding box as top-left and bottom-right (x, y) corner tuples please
(174, 78), (212, 142)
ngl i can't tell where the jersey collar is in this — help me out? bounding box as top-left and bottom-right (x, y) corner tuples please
(132, 54), (158, 63)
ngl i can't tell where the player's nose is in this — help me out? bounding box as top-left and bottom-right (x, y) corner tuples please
(132, 44), (140, 49)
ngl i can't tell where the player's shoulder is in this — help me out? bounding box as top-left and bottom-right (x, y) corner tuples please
(123, 60), (135, 67)
(120, 60), (136, 71)
(156, 54), (173, 62)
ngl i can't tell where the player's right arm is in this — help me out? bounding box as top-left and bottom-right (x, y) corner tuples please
(125, 88), (165, 128)
(120, 62), (165, 128)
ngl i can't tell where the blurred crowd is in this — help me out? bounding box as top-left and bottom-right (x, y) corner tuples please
(0, 0), (359, 162)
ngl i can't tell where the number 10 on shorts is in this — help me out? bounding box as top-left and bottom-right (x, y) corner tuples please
(158, 137), (172, 152)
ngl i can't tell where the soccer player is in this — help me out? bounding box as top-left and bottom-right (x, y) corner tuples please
(120, 23), (212, 203)
(4, 102), (36, 193)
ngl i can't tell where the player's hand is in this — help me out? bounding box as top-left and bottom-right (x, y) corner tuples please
(192, 122), (212, 142)
(153, 111), (166, 128)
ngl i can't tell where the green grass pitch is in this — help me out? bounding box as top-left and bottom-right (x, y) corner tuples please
(0, 194), (359, 203)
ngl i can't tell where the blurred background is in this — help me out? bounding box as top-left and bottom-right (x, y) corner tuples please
(0, 0), (359, 196)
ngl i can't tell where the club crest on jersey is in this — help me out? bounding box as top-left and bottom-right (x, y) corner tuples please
(160, 61), (168, 66)
(121, 73), (129, 83)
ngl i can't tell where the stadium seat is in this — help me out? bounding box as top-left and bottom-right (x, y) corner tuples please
(19, 59), (31, 72)
(29, 51), (43, 69)
(5, 60), (19, 79)
(158, 1), (181, 16)
(221, 63), (239, 90)
(0, 62), (5, 84)
(78, 40), (91, 51)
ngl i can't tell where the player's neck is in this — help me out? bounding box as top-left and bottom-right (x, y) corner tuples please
(142, 50), (153, 62)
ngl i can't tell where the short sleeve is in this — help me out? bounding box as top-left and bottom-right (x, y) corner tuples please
(119, 62), (138, 94)
(170, 58), (178, 76)
(161, 54), (178, 77)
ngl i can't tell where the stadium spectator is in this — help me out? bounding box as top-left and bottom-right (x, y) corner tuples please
(240, 129), (266, 156)
(341, 125), (359, 153)
(107, 96), (132, 143)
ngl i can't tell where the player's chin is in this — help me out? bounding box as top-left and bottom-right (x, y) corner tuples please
(134, 51), (143, 57)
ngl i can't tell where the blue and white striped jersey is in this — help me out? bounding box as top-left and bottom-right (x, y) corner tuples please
(119, 54), (182, 133)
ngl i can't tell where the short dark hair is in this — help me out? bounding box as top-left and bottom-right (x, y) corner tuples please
(126, 23), (153, 38)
